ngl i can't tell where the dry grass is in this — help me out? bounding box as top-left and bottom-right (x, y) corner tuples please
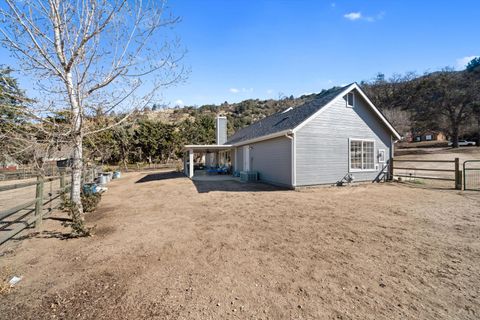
(0, 170), (479, 319)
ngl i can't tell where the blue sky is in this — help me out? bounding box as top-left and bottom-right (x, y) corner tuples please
(1, 0), (479, 107)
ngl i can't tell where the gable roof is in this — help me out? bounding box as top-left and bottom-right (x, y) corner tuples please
(226, 83), (401, 146)
(226, 84), (352, 145)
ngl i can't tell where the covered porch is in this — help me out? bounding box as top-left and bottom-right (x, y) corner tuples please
(183, 144), (233, 179)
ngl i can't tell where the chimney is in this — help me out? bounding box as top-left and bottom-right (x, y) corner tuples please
(216, 115), (227, 145)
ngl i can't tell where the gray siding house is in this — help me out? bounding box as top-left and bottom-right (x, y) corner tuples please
(184, 83), (401, 188)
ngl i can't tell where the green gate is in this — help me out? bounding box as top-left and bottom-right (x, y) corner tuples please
(463, 160), (480, 191)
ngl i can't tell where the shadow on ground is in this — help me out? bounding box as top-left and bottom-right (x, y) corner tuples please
(135, 171), (184, 183)
(192, 180), (287, 193)
(134, 170), (288, 193)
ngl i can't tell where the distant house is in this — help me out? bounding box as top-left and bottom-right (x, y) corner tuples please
(184, 83), (401, 188)
(411, 131), (447, 142)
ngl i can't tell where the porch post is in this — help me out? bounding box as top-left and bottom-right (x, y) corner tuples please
(189, 148), (194, 178)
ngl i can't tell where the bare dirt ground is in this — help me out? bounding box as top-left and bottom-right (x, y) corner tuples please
(1, 170), (480, 319)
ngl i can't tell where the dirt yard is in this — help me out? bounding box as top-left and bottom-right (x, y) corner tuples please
(1, 170), (479, 319)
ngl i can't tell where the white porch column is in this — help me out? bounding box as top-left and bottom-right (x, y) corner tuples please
(189, 148), (194, 178)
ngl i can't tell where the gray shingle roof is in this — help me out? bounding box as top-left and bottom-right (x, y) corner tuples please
(226, 84), (352, 145)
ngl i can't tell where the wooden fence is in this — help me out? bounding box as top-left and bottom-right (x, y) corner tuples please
(0, 167), (97, 245)
(389, 157), (462, 190)
(0, 165), (65, 181)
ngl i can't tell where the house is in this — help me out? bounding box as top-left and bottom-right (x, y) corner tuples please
(409, 131), (447, 142)
(183, 83), (401, 188)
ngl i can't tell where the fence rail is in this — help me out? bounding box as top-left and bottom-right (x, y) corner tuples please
(390, 157), (462, 190)
(0, 166), (96, 245)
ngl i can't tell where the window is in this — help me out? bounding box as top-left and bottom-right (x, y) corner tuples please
(378, 149), (385, 163)
(350, 139), (375, 171)
(346, 92), (355, 108)
(425, 134), (432, 141)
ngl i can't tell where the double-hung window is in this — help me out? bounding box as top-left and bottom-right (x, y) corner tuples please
(350, 139), (375, 171)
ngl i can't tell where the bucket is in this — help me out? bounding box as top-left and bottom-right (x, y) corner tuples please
(99, 175), (108, 185)
(82, 183), (97, 195)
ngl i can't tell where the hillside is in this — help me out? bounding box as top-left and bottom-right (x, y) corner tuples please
(145, 93), (318, 137)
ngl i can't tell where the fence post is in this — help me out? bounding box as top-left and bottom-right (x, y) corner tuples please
(34, 175), (44, 228)
(454, 157), (461, 190)
(60, 171), (65, 198)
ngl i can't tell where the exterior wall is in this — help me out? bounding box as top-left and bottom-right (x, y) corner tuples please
(295, 91), (392, 186)
(248, 136), (292, 187)
(232, 137), (292, 186)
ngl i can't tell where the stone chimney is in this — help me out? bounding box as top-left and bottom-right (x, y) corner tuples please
(216, 115), (227, 145)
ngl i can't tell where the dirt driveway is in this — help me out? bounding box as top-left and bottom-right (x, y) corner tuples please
(1, 171), (479, 319)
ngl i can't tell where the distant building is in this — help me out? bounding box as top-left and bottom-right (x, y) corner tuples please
(411, 131), (447, 142)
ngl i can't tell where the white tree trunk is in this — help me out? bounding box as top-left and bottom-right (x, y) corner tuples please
(66, 71), (84, 213)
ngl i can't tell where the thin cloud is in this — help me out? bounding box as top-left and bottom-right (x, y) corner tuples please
(229, 87), (253, 94)
(344, 11), (385, 22)
(456, 55), (479, 69)
(344, 12), (362, 21)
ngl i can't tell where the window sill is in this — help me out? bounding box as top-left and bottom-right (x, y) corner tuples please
(349, 169), (377, 173)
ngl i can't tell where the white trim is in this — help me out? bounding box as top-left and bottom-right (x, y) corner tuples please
(285, 133), (296, 187)
(348, 138), (377, 172)
(188, 149), (194, 178)
(184, 144), (232, 150)
(346, 92), (355, 108)
(232, 129), (292, 147)
(292, 83), (401, 140)
(352, 84), (402, 140)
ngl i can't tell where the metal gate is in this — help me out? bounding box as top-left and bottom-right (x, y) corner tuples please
(463, 160), (480, 191)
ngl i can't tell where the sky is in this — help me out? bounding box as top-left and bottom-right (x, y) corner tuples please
(1, 0), (479, 107)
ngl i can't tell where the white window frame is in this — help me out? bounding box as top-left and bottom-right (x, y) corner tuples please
(348, 138), (376, 172)
(378, 149), (385, 163)
(346, 92), (355, 108)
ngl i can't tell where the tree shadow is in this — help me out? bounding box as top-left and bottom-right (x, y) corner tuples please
(135, 171), (184, 183)
(14, 230), (78, 241)
(192, 180), (288, 193)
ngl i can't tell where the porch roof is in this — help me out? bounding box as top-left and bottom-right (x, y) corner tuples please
(184, 144), (233, 152)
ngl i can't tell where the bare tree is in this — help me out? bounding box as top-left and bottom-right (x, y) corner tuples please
(1, 0), (186, 233)
(381, 108), (412, 137)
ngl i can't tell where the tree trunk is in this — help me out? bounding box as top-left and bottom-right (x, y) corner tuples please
(71, 130), (83, 212)
(64, 71), (87, 235)
(451, 122), (459, 148)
